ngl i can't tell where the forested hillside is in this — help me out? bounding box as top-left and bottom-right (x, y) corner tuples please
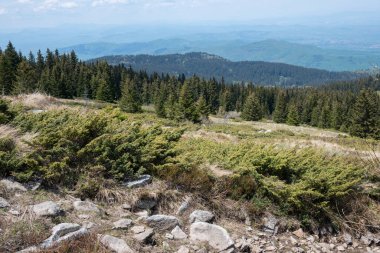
(1, 42), (379, 139)
(91, 52), (363, 85)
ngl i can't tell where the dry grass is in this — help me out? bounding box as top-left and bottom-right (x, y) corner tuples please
(0, 125), (37, 153)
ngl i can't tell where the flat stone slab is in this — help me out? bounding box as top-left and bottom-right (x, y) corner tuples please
(171, 226), (187, 240)
(113, 219), (133, 230)
(189, 210), (214, 223)
(73, 200), (100, 213)
(146, 214), (179, 231)
(133, 228), (154, 243)
(32, 201), (62, 217)
(99, 234), (134, 253)
(0, 179), (27, 192)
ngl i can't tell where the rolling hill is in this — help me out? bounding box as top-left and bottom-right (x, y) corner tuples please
(90, 52), (364, 85)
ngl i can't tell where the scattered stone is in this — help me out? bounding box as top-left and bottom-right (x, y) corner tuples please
(32, 201), (62, 217)
(166, 233), (174, 240)
(146, 215), (179, 231)
(262, 214), (278, 235)
(171, 226), (187, 240)
(124, 175), (152, 188)
(292, 228), (305, 238)
(290, 236), (298, 245)
(113, 219), (133, 230)
(99, 234), (134, 253)
(0, 179), (27, 192)
(16, 246), (39, 253)
(135, 210), (149, 217)
(0, 197), (10, 208)
(177, 245), (190, 253)
(189, 210), (215, 223)
(337, 245), (346, 251)
(266, 245), (277, 251)
(343, 233), (353, 245)
(9, 208), (20, 216)
(82, 221), (96, 230)
(162, 241), (170, 250)
(246, 226), (253, 232)
(122, 203), (132, 210)
(190, 222), (234, 252)
(135, 197), (157, 210)
(131, 225), (145, 234)
(176, 197), (191, 215)
(73, 200), (100, 213)
(41, 223), (87, 249)
(133, 228), (154, 243)
(78, 214), (90, 219)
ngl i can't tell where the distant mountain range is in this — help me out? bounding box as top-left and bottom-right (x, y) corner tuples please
(62, 39), (380, 71)
(90, 52), (364, 86)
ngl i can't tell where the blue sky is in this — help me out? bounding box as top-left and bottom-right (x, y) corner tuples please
(1, 0), (380, 30)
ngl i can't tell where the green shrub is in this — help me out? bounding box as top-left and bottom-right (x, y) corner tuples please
(0, 98), (15, 124)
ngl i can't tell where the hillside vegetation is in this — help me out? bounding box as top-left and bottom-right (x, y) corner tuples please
(91, 52), (363, 85)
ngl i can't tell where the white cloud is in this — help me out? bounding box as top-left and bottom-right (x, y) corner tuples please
(91, 0), (129, 7)
(34, 0), (79, 11)
(0, 7), (6, 15)
(17, 0), (33, 3)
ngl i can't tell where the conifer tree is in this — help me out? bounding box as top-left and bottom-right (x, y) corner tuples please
(119, 77), (142, 113)
(273, 91), (287, 123)
(197, 95), (209, 120)
(14, 60), (37, 94)
(241, 94), (263, 121)
(350, 89), (380, 139)
(178, 80), (199, 122)
(286, 103), (300, 126)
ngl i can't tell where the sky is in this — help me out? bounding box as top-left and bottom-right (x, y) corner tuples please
(1, 0), (380, 30)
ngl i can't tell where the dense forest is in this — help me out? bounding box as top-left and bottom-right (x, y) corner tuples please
(0, 42), (379, 139)
(91, 52), (364, 85)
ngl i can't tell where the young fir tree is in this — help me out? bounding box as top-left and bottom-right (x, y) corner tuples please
(273, 91), (287, 123)
(119, 77), (142, 113)
(13, 60), (37, 94)
(286, 103), (300, 126)
(178, 80), (199, 122)
(349, 89), (380, 139)
(197, 95), (209, 120)
(241, 94), (263, 121)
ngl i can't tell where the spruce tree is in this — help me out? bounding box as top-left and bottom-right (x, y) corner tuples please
(350, 89), (380, 139)
(14, 60), (37, 94)
(119, 77), (142, 113)
(178, 80), (199, 122)
(286, 103), (300, 126)
(197, 95), (209, 120)
(273, 91), (287, 123)
(241, 94), (263, 121)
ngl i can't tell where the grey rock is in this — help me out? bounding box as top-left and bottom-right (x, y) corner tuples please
(124, 174), (152, 188)
(176, 197), (191, 215)
(9, 208), (20, 216)
(113, 219), (133, 230)
(133, 228), (154, 243)
(189, 210), (215, 223)
(73, 200), (100, 213)
(0, 197), (10, 208)
(32, 201), (62, 217)
(165, 233), (174, 240)
(41, 223), (87, 249)
(135, 198), (157, 210)
(177, 246), (190, 253)
(131, 225), (145, 234)
(146, 215), (179, 231)
(171, 226), (187, 240)
(135, 210), (149, 217)
(122, 203), (132, 210)
(190, 222), (234, 251)
(99, 234), (134, 253)
(262, 214), (278, 235)
(16, 246), (39, 253)
(343, 233), (353, 245)
(0, 179), (27, 192)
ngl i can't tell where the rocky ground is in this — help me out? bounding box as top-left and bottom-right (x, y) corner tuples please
(1, 177), (379, 253)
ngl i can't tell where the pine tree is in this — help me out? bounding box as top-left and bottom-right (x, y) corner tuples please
(350, 89), (380, 139)
(178, 80), (199, 122)
(119, 77), (142, 113)
(14, 60), (37, 94)
(197, 95), (209, 121)
(286, 103), (300, 126)
(241, 94), (263, 121)
(273, 91), (287, 123)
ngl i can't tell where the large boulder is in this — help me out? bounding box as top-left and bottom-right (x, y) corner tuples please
(190, 222), (234, 251)
(73, 200), (100, 213)
(41, 223), (87, 249)
(0, 197), (10, 208)
(134, 197), (157, 210)
(146, 215), (179, 231)
(0, 179), (27, 192)
(32, 201), (62, 217)
(189, 210), (215, 223)
(123, 175), (152, 188)
(99, 234), (134, 253)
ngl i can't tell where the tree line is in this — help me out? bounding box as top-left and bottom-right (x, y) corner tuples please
(1, 42), (379, 139)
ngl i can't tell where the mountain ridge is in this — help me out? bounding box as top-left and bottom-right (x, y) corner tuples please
(89, 52), (364, 86)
